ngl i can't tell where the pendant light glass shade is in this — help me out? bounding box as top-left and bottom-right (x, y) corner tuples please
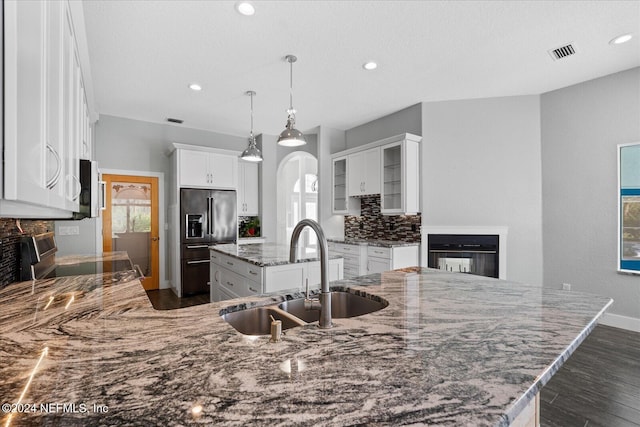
(277, 55), (306, 147)
(240, 90), (263, 162)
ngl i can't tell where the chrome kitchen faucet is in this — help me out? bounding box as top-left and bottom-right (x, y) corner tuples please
(289, 219), (332, 329)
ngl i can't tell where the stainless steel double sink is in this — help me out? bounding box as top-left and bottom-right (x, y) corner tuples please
(222, 291), (388, 336)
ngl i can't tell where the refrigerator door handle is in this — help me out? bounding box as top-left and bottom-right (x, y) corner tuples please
(205, 197), (211, 236)
(209, 197), (215, 237)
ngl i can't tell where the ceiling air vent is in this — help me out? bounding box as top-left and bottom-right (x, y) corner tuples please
(548, 43), (577, 61)
(167, 118), (183, 124)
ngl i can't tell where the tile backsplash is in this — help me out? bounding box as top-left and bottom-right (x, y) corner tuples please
(344, 195), (421, 242)
(0, 218), (54, 289)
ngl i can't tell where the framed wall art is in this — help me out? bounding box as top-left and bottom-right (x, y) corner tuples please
(618, 142), (640, 274)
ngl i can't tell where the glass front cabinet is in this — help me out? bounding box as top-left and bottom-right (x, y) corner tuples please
(380, 135), (420, 215)
(332, 156), (360, 215)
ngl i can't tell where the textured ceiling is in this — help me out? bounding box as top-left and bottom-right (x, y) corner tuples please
(81, 0), (640, 138)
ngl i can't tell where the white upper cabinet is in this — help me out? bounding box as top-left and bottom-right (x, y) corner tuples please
(178, 149), (209, 187)
(175, 144), (239, 189)
(2, 0), (94, 218)
(332, 156), (359, 215)
(347, 147), (380, 196)
(238, 161), (259, 216)
(380, 136), (420, 215)
(332, 133), (421, 216)
(3, 0), (52, 208)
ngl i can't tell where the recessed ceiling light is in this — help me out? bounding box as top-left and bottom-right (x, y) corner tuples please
(610, 33), (633, 45)
(363, 61), (378, 71)
(236, 2), (255, 16)
(189, 83), (202, 91)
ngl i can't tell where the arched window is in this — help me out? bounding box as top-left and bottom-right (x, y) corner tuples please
(277, 152), (318, 254)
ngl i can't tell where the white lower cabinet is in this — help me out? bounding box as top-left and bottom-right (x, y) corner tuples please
(210, 251), (262, 302)
(328, 242), (367, 278)
(263, 264), (307, 294)
(262, 258), (343, 294)
(366, 245), (419, 274)
(329, 242), (420, 276)
(302, 259), (343, 289)
(211, 249), (344, 302)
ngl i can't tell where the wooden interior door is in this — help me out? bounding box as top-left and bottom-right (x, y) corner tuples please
(102, 174), (159, 290)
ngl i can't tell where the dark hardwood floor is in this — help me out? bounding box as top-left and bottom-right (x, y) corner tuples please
(144, 290), (639, 425)
(541, 325), (640, 427)
(145, 289), (209, 310)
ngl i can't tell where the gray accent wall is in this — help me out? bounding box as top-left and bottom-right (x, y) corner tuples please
(421, 96), (543, 285)
(257, 134), (277, 242)
(343, 96), (543, 285)
(95, 115), (246, 173)
(541, 67), (640, 321)
(345, 103), (422, 148)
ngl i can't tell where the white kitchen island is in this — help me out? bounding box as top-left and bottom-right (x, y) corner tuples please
(210, 243), (343, 301)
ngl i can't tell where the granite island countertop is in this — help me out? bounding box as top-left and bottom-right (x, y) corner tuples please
(210, 242), (343, 267)
(0, 260), (612, 426)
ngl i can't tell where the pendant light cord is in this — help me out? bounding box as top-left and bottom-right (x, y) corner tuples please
(289, 58), (294, 111)
(250, 91), (254, 137)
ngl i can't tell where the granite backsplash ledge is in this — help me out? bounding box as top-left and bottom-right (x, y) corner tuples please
(344, 195), (421, 242)
(0, 218), (54, 289)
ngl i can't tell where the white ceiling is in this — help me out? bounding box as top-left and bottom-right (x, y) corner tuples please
(82, 0), (640, 139)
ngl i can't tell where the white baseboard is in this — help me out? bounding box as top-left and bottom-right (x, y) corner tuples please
(600, 312), (640, 333)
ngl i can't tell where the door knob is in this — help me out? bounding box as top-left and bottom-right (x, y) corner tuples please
(151, 237), (160, 241)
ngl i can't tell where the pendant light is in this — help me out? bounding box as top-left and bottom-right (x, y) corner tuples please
(277, 55), (306, 147)
(240, 90), (263, 162)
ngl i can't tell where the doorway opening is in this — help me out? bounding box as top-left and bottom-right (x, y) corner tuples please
(276, 152), (318, 254)
(102, 174), (159, 290)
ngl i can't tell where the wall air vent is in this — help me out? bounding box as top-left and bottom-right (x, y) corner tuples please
(167, 118), (184, 124)
(548, 43), (577, 61)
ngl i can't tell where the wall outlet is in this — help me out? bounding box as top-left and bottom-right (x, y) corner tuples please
(58, 225), (80, 236)
(562, 283), (571, 291)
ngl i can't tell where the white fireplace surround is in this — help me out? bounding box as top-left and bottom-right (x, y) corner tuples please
(422, 226), (508, 280)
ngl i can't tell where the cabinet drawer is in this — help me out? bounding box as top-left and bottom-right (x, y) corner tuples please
(241, 263), (263, 282)
(333, 243), (360, 254)
(219, 268), (261, 297)
(216, 253), (263, 283)
(367, 246), (391, 259)
(219, 253), (241, 273)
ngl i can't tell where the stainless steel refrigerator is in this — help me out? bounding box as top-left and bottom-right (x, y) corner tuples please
(180, 188), (237, 295)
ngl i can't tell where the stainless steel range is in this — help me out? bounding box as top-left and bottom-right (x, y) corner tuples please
(20, 232), (135, 280)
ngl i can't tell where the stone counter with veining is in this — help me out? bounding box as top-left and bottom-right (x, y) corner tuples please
(210, 242), (343, 267)
(0, 263), (611, 426)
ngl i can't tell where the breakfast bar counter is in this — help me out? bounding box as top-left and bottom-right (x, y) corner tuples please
(0, 260), (612, 426)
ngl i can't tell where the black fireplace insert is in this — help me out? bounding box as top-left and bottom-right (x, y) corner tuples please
(427, 234), (499, 278)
